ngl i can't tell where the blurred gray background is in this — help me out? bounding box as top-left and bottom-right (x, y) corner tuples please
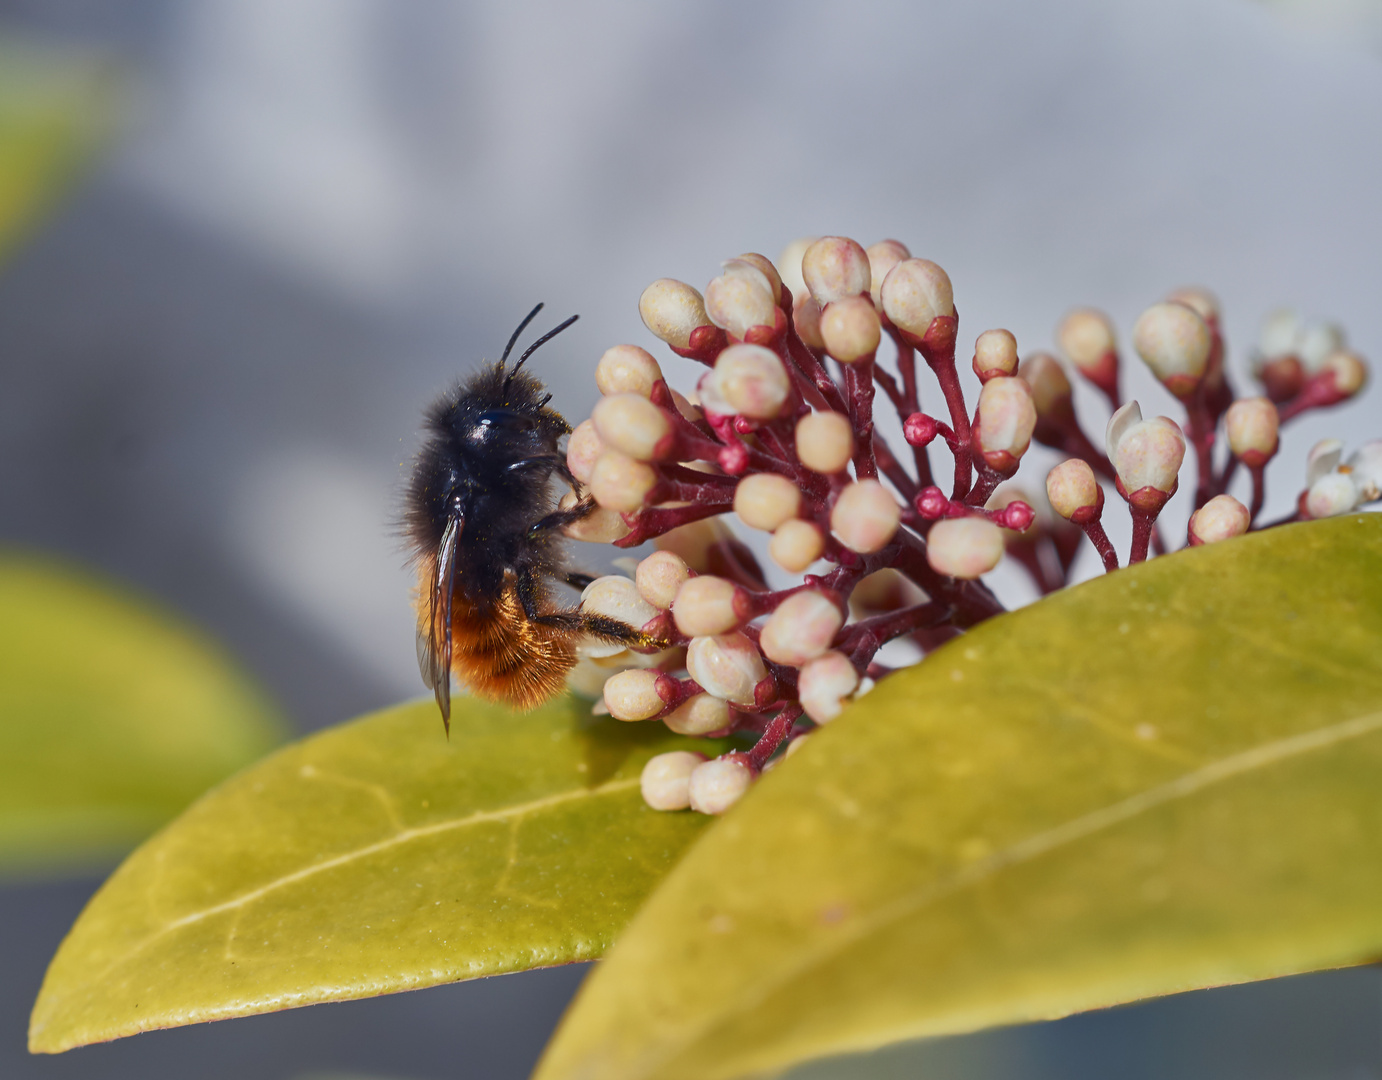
(1, 1), (1380, 1078)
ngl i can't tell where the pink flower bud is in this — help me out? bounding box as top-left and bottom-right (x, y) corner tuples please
(1320, 350), (1368, 397)
(639, 278), (711, 350)
(880, 258), (955, 339)
(1045, 459), (1103, 522)
(705, 265), (778, 338)
(686, 632), (766, 706)
(819, 296), (882, 362)
(831, 479), (901, 554)
(1106, 401), (1186, 505)
(973, 376), (1036, 472)
(769, 519), (825, 572)
(865, 239), (910, 311)
(635, 550), (691, 610)
(1258, 309), (1302, 359)
(712, 343), (791, 419)
(603, 668), (664, 721)
(1164, 286), (1220, 325)
(664, 692), (731, 736)
(595, 344), (663, 397)
(903, 412), (940, 447)
(1056, 308), (1117, 376)
(1133, 302), (1211, 398)
(1305, 472), (1359, 518)
(1187, 494), (1250, 546)
(688, 754), (754, 815)
(925, 516), (1005, 579)
(1018, 352), (1073, 418)
(759, 590), (844, 666)
(559, 492), (630, 543)
(972, 328), (1019, 381)
(672, 575), (742, 637)
(567, 419), (605, 483)
(590, 450), (658, 513)
(795, 411), (854, 473)
(798, 650), (860, 723)
(592, 393), (673, 461)
(776, 237), (817, 301)
(1346, 440), (1382, 503)
(1224, 397), (1279, 467)
(641, 750), (706, 811)
(734, 472), (802, 531)
(802, 236), (871, 307)
(792, 292), (825, 350)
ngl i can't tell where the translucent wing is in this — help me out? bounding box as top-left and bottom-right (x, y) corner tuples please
(416, 513), (462, 732)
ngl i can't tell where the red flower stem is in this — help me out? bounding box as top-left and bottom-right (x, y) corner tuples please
(1007, 537), (1066, 594)
(614, 501), (732, 547)
(893, 531), (1006, 626)
(838, 601), (951, 654)
(1248, 463), (1266, 523)
(920, 339), (972, 500)
(748, 703), (803, 769)
(1185, 390), (1215, 509)
(843, 356), (880, 480)
(964, 464), (1008, 507)
(1128, 506), (1157, 564)
(1079, 518), (1119, 572)
(653, 674), (704, 712)
(873, 430), (919, 501)
(785, 324), (849, 414)
(1217, 454), (1239, 498)
(888, 333), (935, 489)
(873, 364), (906, 413)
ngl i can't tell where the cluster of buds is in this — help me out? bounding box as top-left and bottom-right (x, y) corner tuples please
(560, 236), (1375, 814)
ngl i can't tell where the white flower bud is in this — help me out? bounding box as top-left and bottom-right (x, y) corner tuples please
(567, 419), (605, 483)
(653, 516), (735, 572)
(1224, 397), (1279, 466)
(734, 472), (802, 531)
(705, 268), (778, 338)
(641, 751), (706, 811)
(1164, 286), (1220, 325)
(1305, 472), (1360, 518)
(802, 236), (871, 307)
(672, 575), (741, 637)
(603, 668), (664, 721)
(792, 292), (825, 350)
(1345, 440), (1382, 502)
(1257, 308), (1303, 359)
(1321, 350), (1368, 396)
(1105, 401), (1185, 498)
(559, 492), (631, 543)
(819, 296), (882, 362)
(831, 479), (901, 554)
(1306, 439), (1344, 486)
(595, 345), (663, 397)
(735, 253), (784, 302)
(880, 258), (954, 339)
(1045, 459), (1102, 521)
(1056, 308), (1117, 374)
(1018, 352), (1073, 417)
(865, 239), (910, 311)
(1188, 494), (1251, 546)
(797, 650), (860, 723)
(686, 632), (766, 706)
(1133, 302), (1211, 397)
(592, 393), (672, 461)
(663, 693), (730, 736)
(580, 575), (659, 658)
(639, 279), (711, 350)
(712, 344), (791, 420)
(926, 516), (1005, 579)
(795, 411), (853, 474)
(973, 376), (1036, 472)
(1298, 321), (1345, 371)
(759, 590), (844, 666)
(635, 550), (691, 609)
(776, 237), (817, 301)
(589, 450), (658, 513)
(769, 519), (825, 572)
(688, 755), (754, 815)
(973, 329), (1019, 380)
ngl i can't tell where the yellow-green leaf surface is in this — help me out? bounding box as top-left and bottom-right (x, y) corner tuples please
(537, 514), (1382, 1080)
(30, 695), (731, 1053)
(0, 552), (284, 876)
(0, 34), (117, 265)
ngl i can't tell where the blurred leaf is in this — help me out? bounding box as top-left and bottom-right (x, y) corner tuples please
(0, 34), (117, 266)
(536, 514), (1382, 1080)
(29, 695), (730, 1053)
(0, 552), (284, 876)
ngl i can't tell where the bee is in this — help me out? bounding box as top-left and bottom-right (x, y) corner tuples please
(406, 303), (657, 730)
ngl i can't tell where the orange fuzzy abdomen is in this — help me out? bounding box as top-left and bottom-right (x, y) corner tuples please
(442, 582), (576, 710)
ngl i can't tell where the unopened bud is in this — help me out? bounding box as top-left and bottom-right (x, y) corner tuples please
(1188, 495), (1250, 546)
(1106, 401), (1186, 505)
(686, 632), (766, 706)
(653, 517), (735, 572)
(795, 411), (854, 473)
(580, 575), (660, 659)
(973, 376), (1036, 472)
(1305, 472), (1359, 519)
(1320, 350), (1368, 398)
(903, 412), (940, 447)
(770, 519), (825, 572)
(973, 329), (1019, 381)
(705, 267), (778, 338)
(1346, 440), (1382, 503)
(1045, 459), (1103, 523)
(663, 692), (731, 736)
(802, 236), (871, 307)
(1258, 309), (1302, 359)
(639, 279), (711, 350)
(1299, 321), (1345, 371)
(734, 472), (802, 531)
(603, 668), (664, 721)
(831, 479), (901, 554)
(1224, 397), (1279, 466)
(595, 345), (663, 397)
(559, 492), (631, 543)
(688, 754), (754, 815)
(672, 575), (742, 637)
(635, 550), (691, 610)
(925, 516), (1005, 579)
(712, 344), (791, 419)
(880, 258), (955, 339)
(820, 296), (882, 362)
(1056, 308), (1117, 376)
(776, 237), (817, 301)
(567, 419), (605, 483)
(1165, 286), (1220, 325)
(592, 393), (672, 461)
(759, 590), (843, 666)
(1306, 439), (1344, 486)
(641, 750), (706, 811)
(736, 253), (784, 303)
(1018, 352), (1073, 418)
(792, 292), (825, 350)
(865, 239), (910, 311)
(1133, 302), (1211, 397)
(590, 450), (658, 513)
(798, 650), (860, 723)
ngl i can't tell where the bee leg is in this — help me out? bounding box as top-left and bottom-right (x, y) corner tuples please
(506, 455), (581, 491)
(564, 571), (598, 590)
(528, 494), (597, 537)
(515, 565), (658, 648)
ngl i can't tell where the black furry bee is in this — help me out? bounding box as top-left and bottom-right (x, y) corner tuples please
(406, 303), (655, 729)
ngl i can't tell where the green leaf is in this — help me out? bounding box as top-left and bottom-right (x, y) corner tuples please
(29, 694), (731, 1054)
(536, 514), (1382, 1080)
(0, 552), (284, 876)
(0, 34), (118, 265)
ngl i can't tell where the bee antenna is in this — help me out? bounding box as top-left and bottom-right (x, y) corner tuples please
(506, 314), (579, 387)
(499, 303), (545, 368)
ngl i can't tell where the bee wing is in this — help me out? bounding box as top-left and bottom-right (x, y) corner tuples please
(418, 513), (462, 732)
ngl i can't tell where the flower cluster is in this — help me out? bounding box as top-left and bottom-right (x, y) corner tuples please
(561, 236), (1374, 814)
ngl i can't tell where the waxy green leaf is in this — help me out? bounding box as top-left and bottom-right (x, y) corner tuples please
(0, 553), (284, 876)
(537, 514), (1382, 1080)
(30, 695), (729, 1053)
